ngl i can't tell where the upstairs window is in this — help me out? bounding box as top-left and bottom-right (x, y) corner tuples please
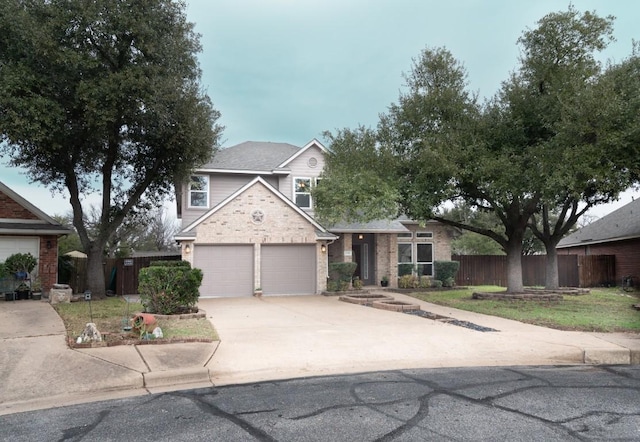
(294, 177), (312, 209)
(189, 175), (209, 208)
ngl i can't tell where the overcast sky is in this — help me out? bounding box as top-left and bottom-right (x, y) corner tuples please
(1, 0), (639, 218)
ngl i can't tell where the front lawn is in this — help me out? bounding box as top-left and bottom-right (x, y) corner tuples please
(406, 286), (640, 332)
(53, 296), (219, 343)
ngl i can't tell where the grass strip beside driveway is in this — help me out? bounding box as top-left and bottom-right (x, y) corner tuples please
(53, 297), (218, 343)
(407, 286), (640, 333)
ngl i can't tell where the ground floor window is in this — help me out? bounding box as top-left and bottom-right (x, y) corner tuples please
(397, 242), (434, 276)
(416, 243), (433, 276)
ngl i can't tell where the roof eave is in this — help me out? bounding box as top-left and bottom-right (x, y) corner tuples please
(557, 234), (640, 248)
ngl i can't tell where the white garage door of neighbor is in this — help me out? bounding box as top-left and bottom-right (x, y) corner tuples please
(0, 237), (40, 263)
(194, 245), (254, 297)
(261, 244), (316, 295)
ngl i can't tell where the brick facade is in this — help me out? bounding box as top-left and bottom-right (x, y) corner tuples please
(195, 182), (319, 244)
(0, 190), (39, 219)
(183, 181), (329, 293)
(38, 236), (59, 293)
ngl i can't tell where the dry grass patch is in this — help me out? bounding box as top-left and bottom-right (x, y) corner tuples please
(53, 296), (218, 343)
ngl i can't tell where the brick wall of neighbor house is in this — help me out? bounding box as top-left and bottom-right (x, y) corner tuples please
(38, 236), (58, 293)
(559, 238), (640, 285)
(0, 191), (39, 220)
(193, 182), (327, 292)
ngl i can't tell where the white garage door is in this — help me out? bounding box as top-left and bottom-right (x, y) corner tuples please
(0, 237), (39, 264)
(194, 245), (253, 297)
(261, 245), (316, 295)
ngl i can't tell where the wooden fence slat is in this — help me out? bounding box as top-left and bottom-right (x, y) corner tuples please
(452, 254), (613, 287)
(63, 254), (180, 295)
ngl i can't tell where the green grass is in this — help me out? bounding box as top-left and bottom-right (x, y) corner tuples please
(407, 286), (640, 332)
(53, 297), (219, 342)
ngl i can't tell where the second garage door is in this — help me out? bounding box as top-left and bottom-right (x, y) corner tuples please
(194, 245), (253, 297)
(261, 244), (316, 295)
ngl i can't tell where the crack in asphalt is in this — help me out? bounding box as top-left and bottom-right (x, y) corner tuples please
(173, 390), (278, 441)
(7, 366), (640, 441)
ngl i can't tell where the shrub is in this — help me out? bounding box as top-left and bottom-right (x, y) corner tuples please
(398, 274), (418, 289)
(352, 277), (363, 290)
(5, 252), (38, 277)
(434, 261), (460, 285)
(419, 275), (431, 288)
(443, 277), (455, 288)
(326, 280), (339, 292)
(328, 262), (357, 291)
(150, 260), (191, 268)
(431, 279), (443, 288)
(0, 262), (8, 279)
(138, 264), (203, 314)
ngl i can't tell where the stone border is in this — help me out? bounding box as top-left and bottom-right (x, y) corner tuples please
(69, 336), (215, 349)
(523, 287), (590, 295)
(472, 292), (563, 301)
(147, 309), (206, 320)
(338, 294), (395, 305)
(371, 300), (421, 312)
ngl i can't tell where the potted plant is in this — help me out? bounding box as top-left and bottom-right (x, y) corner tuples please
(15, 282), (30, 300)
(31, 277), (42, 300)
(380, 276), (389, 287)
(253, 287), (263, 297)
(5, 253), (37, 280)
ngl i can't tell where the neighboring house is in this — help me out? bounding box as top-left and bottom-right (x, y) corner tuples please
(557, 197), (640, 284)
(175, 139), (453, 297)
(0, 180), (71, 293)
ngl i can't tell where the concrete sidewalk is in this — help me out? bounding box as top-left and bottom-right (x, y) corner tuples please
(0, 301), (217, 415)
(1, 293), (639, 415)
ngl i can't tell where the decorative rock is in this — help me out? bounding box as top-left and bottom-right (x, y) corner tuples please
(80, 323), (102, 343)
(152, 327), (163, 338)
(49, 285), (72, 304)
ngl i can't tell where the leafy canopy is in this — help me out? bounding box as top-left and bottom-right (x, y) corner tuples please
(0, 0), (222, 295)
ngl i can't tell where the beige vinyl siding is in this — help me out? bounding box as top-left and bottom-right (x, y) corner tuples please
(278, 145), (325, 213)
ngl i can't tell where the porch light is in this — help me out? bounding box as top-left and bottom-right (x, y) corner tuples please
(358, 234), (364, 240)
(184, 244), (191, 254)
(321, 244), (326, 253)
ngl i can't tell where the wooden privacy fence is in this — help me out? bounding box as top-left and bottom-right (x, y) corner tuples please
(452, 254), (616, 288)
(63, 254), (180, 295)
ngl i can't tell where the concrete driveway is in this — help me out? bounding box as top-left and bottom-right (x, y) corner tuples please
(200, 292), (639, 386)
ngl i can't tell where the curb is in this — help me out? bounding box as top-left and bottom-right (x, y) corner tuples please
(143, 367), (212, 389)
(584, 348), (632, 365)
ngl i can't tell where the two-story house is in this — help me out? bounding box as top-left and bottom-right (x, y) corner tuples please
(175, 139), (453, 297)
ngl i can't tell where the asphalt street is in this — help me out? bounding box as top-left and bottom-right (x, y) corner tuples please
(2, 365), (639, 441)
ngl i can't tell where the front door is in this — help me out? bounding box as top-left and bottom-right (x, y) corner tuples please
(352, 234), (375, 285)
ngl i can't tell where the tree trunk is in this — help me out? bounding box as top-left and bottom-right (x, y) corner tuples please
(505, 240), (524, 293)
(86, 246), (106, 297)
(544, 241), (560, 290)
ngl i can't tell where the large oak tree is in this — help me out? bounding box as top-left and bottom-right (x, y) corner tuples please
(316, 7), (640, 293)
(0, 0), (222, 296)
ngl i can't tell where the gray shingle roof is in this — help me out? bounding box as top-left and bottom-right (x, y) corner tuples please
(558, 197), (640, 247)
(201, 141), (300, 171)
(328, 219), (410, 233)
